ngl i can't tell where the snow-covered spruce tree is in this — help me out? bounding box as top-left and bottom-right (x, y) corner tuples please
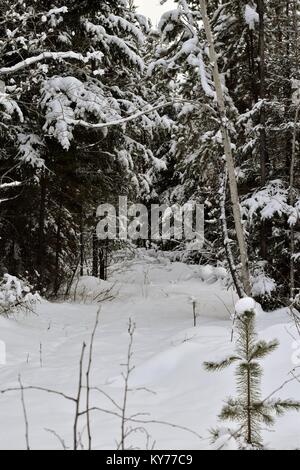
(0, 1), (171, 291)
(204, 298), (300, 449)
(152, 0), (300, 305)
(149, 0), (252, 294)
(206, 0), (300, 305)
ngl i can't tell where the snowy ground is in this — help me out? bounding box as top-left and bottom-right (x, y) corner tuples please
(0, 252), (299, 450)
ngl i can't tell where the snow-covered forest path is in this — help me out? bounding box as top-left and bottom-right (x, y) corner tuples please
(0, 254), (299, 450)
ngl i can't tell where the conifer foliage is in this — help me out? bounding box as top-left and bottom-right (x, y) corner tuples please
(0, 0), (300, 305)
(204, 299), (300, 449)
(0, 0), (170, 291)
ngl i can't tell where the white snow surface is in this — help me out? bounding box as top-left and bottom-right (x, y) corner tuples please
(235, 297), (256, 315)
(245, 5), (259, 30)
(0, 253), (299, 450)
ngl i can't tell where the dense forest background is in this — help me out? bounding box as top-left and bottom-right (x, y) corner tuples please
(0, 0), (299, 308)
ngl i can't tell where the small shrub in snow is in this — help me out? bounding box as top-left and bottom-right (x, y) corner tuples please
(0, 274), (40, 316)
(204, 299), (300, 449)
(67, 276), (117, 304)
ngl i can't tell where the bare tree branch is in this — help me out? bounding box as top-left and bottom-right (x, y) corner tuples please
(86, 309), (101, 450)
(0, 386), (76, 403)
(44, 428), (68, 450)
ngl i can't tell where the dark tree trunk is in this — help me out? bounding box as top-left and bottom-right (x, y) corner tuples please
(92, 228), (99, 278)
(53, 198), (63, 295)
(99, 243), (108, 281)
(80, 207), (84, 277)
(37, 173), (47, 287)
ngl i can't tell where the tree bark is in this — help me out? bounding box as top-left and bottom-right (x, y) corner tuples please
(257, 0), (269, 260)
(290, 105), (299, 300)
(53, 198), (63, 295)
(92, 225), (98, 278)
(80, 207), (84, 277)
(200, 0), (252, 296)
(220, 171), (244, 298)
(289, 1), (299, 301)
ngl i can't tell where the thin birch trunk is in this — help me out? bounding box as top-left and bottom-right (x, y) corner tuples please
(290, 1), (299, 300)
(220, 170), (244, 299)
(80, 207), (84, 277)
(200, 0), (252, 296)
(290, 105), (299, 300)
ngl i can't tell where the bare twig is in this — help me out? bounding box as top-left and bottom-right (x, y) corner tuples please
(88, 387), (122, 411)
(0, 386), (76, 402)
(86, 309), (101, 450)
(79, 406), (203, 441)
(1, 314), (204, 450)
(44, 428), (68, 450)
(262, 370), (300, 404)
(74, 342), (86, 450)
(120, 319), (136, 450)
(18, 376), (30, 450)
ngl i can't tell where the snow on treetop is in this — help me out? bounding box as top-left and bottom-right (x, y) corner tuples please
(244, 5), (259, 30)
(43, 6), (68, 28)
(235, 297), (256, 315)
(158, 9), (181, 34)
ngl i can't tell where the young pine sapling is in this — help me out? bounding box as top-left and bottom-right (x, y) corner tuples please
(204, 298), (300, 449)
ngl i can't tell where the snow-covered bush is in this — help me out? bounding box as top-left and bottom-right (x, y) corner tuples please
(66, 276), (117, 304)
(251, 264), (277, 302)
(0, 274), (40, 316)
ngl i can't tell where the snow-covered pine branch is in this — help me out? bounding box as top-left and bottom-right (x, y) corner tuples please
(0, 181), (21, 189)
(17, 134), (45, 168)
(69, 102), (174, 130)
(0, 90), (24, 122)
(40, 73), (174, 150)
(84, 20), (144, 70)
(0, 51), (103, 76)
